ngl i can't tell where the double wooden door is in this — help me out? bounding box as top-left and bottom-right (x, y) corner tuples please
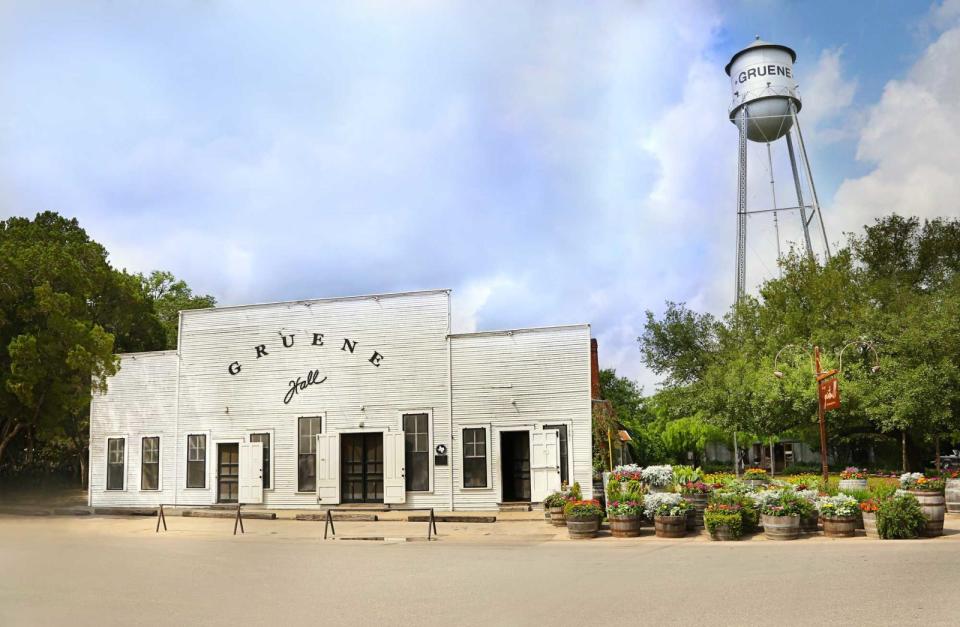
(340, 433), (384, 503)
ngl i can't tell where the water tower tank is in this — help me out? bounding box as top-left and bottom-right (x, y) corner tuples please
(726, 38), (801, 143)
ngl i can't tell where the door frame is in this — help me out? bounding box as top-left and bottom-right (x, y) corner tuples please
(337, 428), (389, 504)
(211, 439), (242, 505)
(494, 426), (533, 504)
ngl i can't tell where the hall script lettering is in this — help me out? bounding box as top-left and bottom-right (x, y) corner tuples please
(284, 369), (327, 405)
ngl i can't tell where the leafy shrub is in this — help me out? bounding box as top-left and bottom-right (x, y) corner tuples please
(607, 500), (643, 516)
(564, 499), (603, 519)
(783, 474), (823, 492)
(743, 467), (769, 480)
(569, 481), (583, 501)
(607, 477), (644, 504)
(870, 482), (898, 500)
(543, 491), (569, 508)
(641, 465), (674, 488)
(672, 465), (703, 487)
(876, 494), (926, 539)
(704, 505), (744, 539)
(838, 487), (871, 503)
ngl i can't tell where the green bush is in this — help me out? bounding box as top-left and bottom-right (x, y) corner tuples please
(710, 492), (758, 531)
(838, 488), (871, 503)
(876, 494), (926, 539)
(543, 491), (568, 508)
(704, 507), (743, 539)
(569, 481), (583, 501)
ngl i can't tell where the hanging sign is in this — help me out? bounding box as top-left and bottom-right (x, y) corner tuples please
(819, 376), (840, 412)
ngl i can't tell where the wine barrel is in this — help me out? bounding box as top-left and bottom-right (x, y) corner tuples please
(761, 514), (800, 540)
(566, 515), (600, 539)
(549, 507), (566, 527)
(609, 514), (642, 538)
(862, 511), (879, 539)
(838, 479), (868, 492)
(743, 479), (767, 489)
(910, 490), (945, 537)
(684, 493), (709, 530)
(654, 515), (687, 538)
(708, 524), (739, 541)
(822, 515), (857, 538)
(945, 479), (960, 513)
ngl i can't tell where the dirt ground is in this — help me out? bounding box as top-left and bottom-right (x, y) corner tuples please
(2, 513), (960, 626)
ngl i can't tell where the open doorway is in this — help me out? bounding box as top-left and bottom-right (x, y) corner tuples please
(500, 430), (531, 502)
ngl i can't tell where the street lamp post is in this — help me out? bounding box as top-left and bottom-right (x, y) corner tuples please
(773, 341), (879, 486)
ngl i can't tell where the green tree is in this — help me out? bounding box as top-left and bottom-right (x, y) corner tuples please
(138, 270), (216, 349)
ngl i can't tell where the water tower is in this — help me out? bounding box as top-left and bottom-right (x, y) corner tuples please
(726, 37), (831, 303)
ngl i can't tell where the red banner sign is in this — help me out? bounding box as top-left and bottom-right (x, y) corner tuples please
(819, 377), (840, 412)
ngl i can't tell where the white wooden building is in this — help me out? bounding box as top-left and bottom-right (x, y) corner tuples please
(88, 289), (593, 510)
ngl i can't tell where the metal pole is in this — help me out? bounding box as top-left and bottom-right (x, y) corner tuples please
(814, 346), (829, 485)
(766, 142), (781, 271)
(790, 103), (831, 259)
(733, 431), (739, 477)
(785, 129), (815, 260)
(736, 107), (748, 303)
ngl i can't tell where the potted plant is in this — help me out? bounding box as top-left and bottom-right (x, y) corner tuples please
(860, 498), (879, 538)
(647, 493), (691, 538)
(900, 473), (946, 537)
(945, 469), (960, 513)
(710, 492), (759, 534)
(760, 494), (801, 540)
(838, 466), (868, 492)
(742, 467), (769, 488)
(544, 490), (569, 527)
(680, 481), (713, 530)
(641, 465), (674, 493)
(816, 494), (859, 537)
(606, 475), (644, 537)
(704, 504), (744, 541)
(876, 493), (926, 540)
(564, 499), (603, 539)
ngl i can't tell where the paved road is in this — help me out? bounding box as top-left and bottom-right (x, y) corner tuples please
(1, 516), (958, 626)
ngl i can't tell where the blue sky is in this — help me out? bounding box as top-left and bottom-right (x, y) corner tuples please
(3, 1), (960, 391)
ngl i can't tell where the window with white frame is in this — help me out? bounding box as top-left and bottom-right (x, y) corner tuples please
(106, 437), (125, 490)
(141, 436), (159, 490)
(186, 434), (206, 488)
(298, 416), (321, 492)
(403, 413), (429, 491)
(462, 427), (488, 488)
(250, 432), (271, 489)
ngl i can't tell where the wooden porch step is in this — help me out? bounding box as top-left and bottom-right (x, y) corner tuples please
(498, 502), (531, 512)
(408, 514), (495, 523)
(93, 507), (157, 516)
(296, 513), (378, 522)
(181, 509), (276, 520)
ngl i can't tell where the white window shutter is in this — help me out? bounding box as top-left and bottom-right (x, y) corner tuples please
(530, 429), (560, 502)
(383, 432), (406, 504)
(316, 433), (340, 504)
(239, 442), (263, 504)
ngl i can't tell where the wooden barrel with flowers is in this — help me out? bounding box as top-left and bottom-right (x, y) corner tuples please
(681, 483), (711, 530)
(861, 512), (879, 538)
(945, 479), (960, 513)
(609, 514), (642, 537)
(543, 491), (569, 527)
(654, 515), (687, 538)
(761, 513), (800, 540)
(910, 491), (945, 537)
(564, 500), (603, 539)
(549, 507), (566, 526)
(822, 516), (857, 538)
(838, 479), (868, 492)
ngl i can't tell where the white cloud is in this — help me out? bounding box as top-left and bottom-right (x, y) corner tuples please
(800, 47), (857, 143)
(833, 15), (960, 237)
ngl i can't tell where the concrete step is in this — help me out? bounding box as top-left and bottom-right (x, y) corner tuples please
(93, 507), (157, 517)
(296, 513), (378, 522)
(181, 509), (276, 520)
(498, 503), (531, 512)
(53, 508), (92, 516)
(0, 506), (52, 516)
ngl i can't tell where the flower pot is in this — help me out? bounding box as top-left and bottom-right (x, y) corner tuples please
(654, 515), (687, 538)
(743, 479), (767, 489)
(566, 515), (600, 539)
(946, 479), (960, 514)
(761, 514), (800, 541)
(800, 511), (820, 532)
(683, 493), (709, 530)
(822, 515), (857, 538)
(549, 506), (566, 527)
(708, 524), (739, 541)
(838, 478), (868, 492)
(608, 513), (642, 538)
(646, 485), (669, 494)
(862, 511), (879, 539)
(909, 490), (945, 537)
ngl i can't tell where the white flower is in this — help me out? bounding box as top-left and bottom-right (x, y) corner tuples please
(815, 494), (858, 517)
(794, 489), (819, 503)
(643, 492), (682, 518)
(641, 465), (674, 488)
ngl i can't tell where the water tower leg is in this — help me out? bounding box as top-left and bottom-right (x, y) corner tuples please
(790, 104), (831, 259)
(736, 108), (748, 304)
(785, 130), (816, 260)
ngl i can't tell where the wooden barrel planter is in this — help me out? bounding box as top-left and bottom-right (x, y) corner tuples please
(566, 515), (600, 539)
(822, 515), (857, 538)
(800, 511), (820, 532)
(761, 514), (800, 540)
(743, 479), (767, 489)
(549, 507), (566, 527)
(708, 525), (739, 541)
(946, 479), (960, 514)
(910, 490), (945, 537)
(862, 512), (879, 539)
(684, 493), (709, 530)
(654, 515), (687, 538)
(609, 514), (642, 538)
(838, 479), (868, 492)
